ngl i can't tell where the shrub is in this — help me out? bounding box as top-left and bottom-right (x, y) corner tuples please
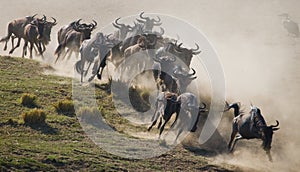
(19, 93), (37, 108)
(53, 99), (75, 116)
(22, 108), (46, 125)
(77, 106), (101, 124)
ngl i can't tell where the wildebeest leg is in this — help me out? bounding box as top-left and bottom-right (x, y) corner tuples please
(158, 119), (168, 140)
(170, 113), (179, 129)
(174, 128), (183, 144)
(266, 150), (273, 162)
(29, 42), (34, 59)
(230, 135), (243, 152)
(148, 119), (157, 131)
(22, 41), (28, 58)
(9, 37), (21, 54)
(228, 129), (238, 151)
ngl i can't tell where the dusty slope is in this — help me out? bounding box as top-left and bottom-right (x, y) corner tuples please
(0, 0), (300, 171)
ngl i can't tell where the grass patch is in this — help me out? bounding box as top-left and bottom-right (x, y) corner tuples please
(22, 108), (46, 125)
(53, 99), (75, 116)
(19, 93), (38, 108)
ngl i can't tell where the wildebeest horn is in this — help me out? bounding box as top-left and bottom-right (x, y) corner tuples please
(139, 11), (147, 20)
(114, 17), (122, 26)
(91, 20), (97, 29)
(188, 68), (196, 77)
(42, 15), (47, 22)
(31, 14), (38, 18)
(191, 43), (201, 55)
(270, 120), (279, 128)
(51, 17), (57, 25)
(159, 27), (164, 35)
(154, 16), (161, 22)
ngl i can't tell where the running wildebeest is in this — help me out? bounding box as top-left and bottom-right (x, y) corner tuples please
(224, 102), (280, 161)
(55, 20), (97, 63)
(136, 11), (162, 32)
(148, 92), (207, 143)
(0, 14), (39, 55)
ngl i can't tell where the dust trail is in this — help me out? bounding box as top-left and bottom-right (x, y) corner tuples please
(0, 0), (299, 171)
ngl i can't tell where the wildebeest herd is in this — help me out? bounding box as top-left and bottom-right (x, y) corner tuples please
(0, 12), (280, 161)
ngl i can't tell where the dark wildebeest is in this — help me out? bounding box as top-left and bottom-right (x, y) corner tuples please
(168, 41), (201, 67)
(54, 20), (97, 63)
(23, 18), (46, 58)
(0, 14), (38, 54)
(76, 32), (114, 83)
(40, 17), (57, 53)
(95, 33), (159, 80)
(136, 12), (162, 32)
(278, 13), (299, 37)
(112, 17), (133, 41)
(172, 66), (197, 93)
(148, 92), (206, 143)
(224, 102), (280, 161)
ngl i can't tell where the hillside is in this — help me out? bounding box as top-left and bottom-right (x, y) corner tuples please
(0, 55), (244, 171)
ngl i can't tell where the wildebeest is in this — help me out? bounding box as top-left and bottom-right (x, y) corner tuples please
(112, 17), (132, 41)
(76, 32), (114, 82)
(55, 20), (97, 63)
(224, 102), (280, 161)
(148, 92), (206, 143)
(123, 36), (146, 58)
(94, 33), (159, 80)
(168, 42), (201, 67)
(23, 18), (46, 58)
(40, 17), (57, 53)
(136, 12), (162, 32)
(0, 14), (38, 54)
(172, 66), (197, 93)
(279, 13), (299, 37)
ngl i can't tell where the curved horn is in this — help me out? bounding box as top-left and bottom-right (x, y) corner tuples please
(31, 14), (38, 18)
(154, 16), (161, 22)
(191, 43), (199, 51)
(270, 120), (279, 128)
(51, 17), (57, 25)
(188, 68), (196, 76)
(42, 15), (47, 22)
(112, 22), (120, 29)
(91, 20), (97, 29)
(191, 43), (201, 55)
(114, 17), (122, 26)
(159, 27), (164, 35)
(139, 11), (147, 20)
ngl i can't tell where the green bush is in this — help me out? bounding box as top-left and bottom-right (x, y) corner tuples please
(22, 108), (46, 125)
(19, 93), (37, 108)
(77, 106), (100, 124)
(53, 99), (75, 116)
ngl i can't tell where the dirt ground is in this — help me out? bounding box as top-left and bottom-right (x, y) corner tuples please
(0, 0), (299, 171)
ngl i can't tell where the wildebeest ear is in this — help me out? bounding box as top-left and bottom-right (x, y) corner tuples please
(272, 127), (280, 131)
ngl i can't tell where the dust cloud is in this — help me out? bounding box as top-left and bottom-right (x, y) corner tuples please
(0, 0), (299, 171)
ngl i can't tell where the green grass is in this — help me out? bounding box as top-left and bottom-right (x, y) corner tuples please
(0, 56), (243, 171)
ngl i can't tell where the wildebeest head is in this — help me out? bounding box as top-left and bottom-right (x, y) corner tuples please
(136, 12), (162, 32)
(173, 66), (197, 93)
(112, 17), (132, 40)
(74, 19), (97, 39)
(30, 15), (47, 40)
(261, 120), (280, 152)
(224, 101), (241, 117)
(42, 17), (57, 44)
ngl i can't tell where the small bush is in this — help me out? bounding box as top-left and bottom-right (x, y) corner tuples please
(19, 93), (37, 108)
(22, 108), (46, 125)
(77, 106), (101, 124)
(53, 99), (75, 116)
